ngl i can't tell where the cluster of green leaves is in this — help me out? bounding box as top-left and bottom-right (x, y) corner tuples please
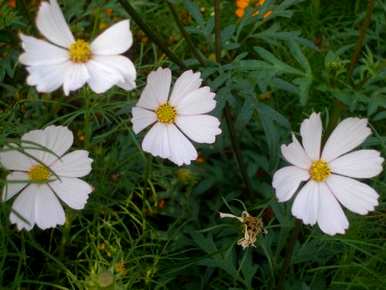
(0, 0), (385, 289)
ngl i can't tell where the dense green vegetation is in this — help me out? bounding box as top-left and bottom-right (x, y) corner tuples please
(0, 0), (385, 289)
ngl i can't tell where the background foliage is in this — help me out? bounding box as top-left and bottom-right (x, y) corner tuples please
(0, 0), (386, 289)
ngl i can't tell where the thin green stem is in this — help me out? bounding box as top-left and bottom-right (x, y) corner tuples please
(214, 0), (221, 63)
(118, 0), (187, 69)
(348, 0), (375, 83)
(83, 89), (92, 148)
(143, 155), (153, 182)
(214, 0), (254, 199)
(275, 219), (302, 290)
(166, 1), (208, 66)
(59, 210), (73, 260)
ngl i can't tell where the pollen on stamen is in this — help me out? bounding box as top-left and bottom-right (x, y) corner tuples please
(68, 39), (92, 63)
(309, 160), (331, 182)
(28, 164), (50, 182)
(155, 103), (176, 124)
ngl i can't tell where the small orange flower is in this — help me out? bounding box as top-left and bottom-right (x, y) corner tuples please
(235, 8), (245, 18)
(235, 0), (249, 18)
(236, 0), (272, 19)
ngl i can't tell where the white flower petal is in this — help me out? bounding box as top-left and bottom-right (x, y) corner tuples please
(22, 125), (74, 166)
(281, 134), (312, 169)
(329, 149), (384, 179)
(169, 70), (202, 106)
(2, 172), (29, 201)
(92, 55), (136, 91)
(326, 174), (379, 215)
(86, 60), (124, 94)
(300, 112), (322, 160)
(272, 166), (310, 202)
(175, 115), (221, 144)
(167, 124), (198, 166)
(19, 34), (69, 66)
(50, 150), (93, 178)
(50, 177), (92, 210)
(36, 0), (75, 48)
(9, 184), (37, 231)
(137, 68), (172, 110)
(34, 184), (65, 230)
(91, 20), (132, 55)
(321, 118), (371, 162)
(131, 107), (157, 134)
(291, 180), (319, 225)
(174, 87), (216, 115)
(26, 62), (71, 93)
(63, 63), (89, 96)
(0, 145), (34, 171)
(219, 212), (243, 222)
(142, 123), (170, 159)
(317, 182), (349, 235)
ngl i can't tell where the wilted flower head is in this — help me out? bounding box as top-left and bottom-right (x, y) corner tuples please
(272, 113), (384, 235)
(220, 211), (266, 249)
(19, 0), (136, 95)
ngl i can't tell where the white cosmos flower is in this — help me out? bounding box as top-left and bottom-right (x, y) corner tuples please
(131, 68), (222, 166)
(0, 126), (93, 231)
(19, 0), (136, 95)
(272, 113), (384, 235)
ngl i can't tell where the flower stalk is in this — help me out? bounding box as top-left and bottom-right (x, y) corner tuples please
(214, 0), (254, 199)
(347, 0), (375, 84)
(275, 219), (301, 290)
(166, 1), (208, 66)
(118, 0), (187, 69)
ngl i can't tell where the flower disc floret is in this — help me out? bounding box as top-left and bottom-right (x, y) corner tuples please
(28, 164), (50, 182)
(156, 103), (176, 124)
(68, 39), (92, 63)
(309, 160), (331, 182)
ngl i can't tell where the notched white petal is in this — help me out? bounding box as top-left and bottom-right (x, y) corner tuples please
(169, 70), (202, 106)
(327, 174), (379, 215)
(131, 107), (157, 134)
(2, 172), (29, 202)
(329, 149), (384, 179)
(50, 177), (93, 210)
(34, 184), (65, 230)
(36, 0), (75, 48)
(317, 183), (349, 236)
(291, 180), (319, 225)
(50, 150), (93, 178)
(322, 117), (371, 162)
(9, 185), (37, 231)
(137, 67), (172, 110)
(63, 64), (90, 95)
(142, 122), (171, 159)
(281, 134), (312, 169)
(91, 20), (133, 55)
(300, 112), (322, 160)
(174, 87), (216, 115)
(272, 166), (309, 202)
(86, 60), (125, 93)
(175, 115), (221, 144)
(19, 34), (69, 66)
(167, 125), (197, 166)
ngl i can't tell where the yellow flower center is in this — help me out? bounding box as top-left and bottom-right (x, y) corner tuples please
(155, 103), (176, 124)
(309, 160), (331, 182)
(68, 39), (92, 63)
(28, 164), (50, 182)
